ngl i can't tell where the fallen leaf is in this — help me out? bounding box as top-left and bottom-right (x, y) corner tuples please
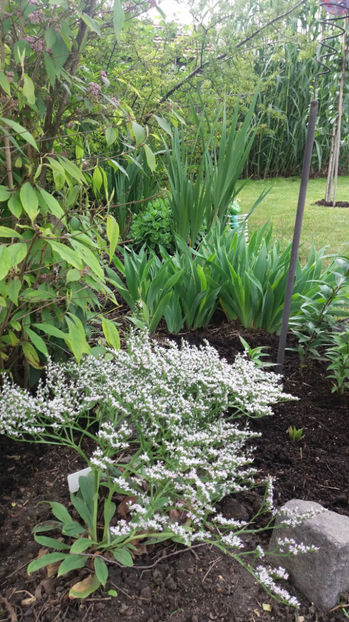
(46, 562), (60, 578)
(69, 573), (101, 599)
(262, 603), (272, 612)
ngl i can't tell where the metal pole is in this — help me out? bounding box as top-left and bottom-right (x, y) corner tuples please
(277, 99), (319, 372)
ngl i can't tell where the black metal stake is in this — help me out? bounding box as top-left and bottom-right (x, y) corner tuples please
(277, 99), (319, 372)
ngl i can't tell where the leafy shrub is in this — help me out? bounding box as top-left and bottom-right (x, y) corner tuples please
(129, 197), (174, 252)
(0, 331), (300, 603)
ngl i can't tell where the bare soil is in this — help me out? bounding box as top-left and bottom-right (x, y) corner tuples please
(0, 322), (348, 622)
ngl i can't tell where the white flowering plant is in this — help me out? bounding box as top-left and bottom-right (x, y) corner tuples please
(0, 331), (301, 603)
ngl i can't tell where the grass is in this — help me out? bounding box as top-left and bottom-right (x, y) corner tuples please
(238, 176), (349, 263)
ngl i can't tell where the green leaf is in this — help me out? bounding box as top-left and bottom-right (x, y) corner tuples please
(1, 118), (38, 151)
(8, 244), (27, 268)
(48, 240), (83, 270)
(39, 188), (64, 218)
(43, 52), (58, 87)
(66, 268), (81, 283)
(106, 214), (119, 261)
(45, 27), (57, 49)
(81, 12), (101, 35)
(0, 226), (21, 239)
(0, 246), (12, 281)
(7, 278), (21, 305)
(51, 34), (69, 68)
(33, 322), (66, 340)
(64, 313), (90, 363)
(62, 522), (86, 537)
(49, 501), (74, 524)
(70, 239), (104, 280)
(92, 167), (103, 194)
(131, 121), (145, 147)
(20, 182), (39, 221)
(34, 535), (70, 551)
(27, 552), (68, 575)
(70, 538), (94, 554)
(153, 115), (172, 136)
(58, 555), (87, 576)
(94, 557), (108, 587)
(112, 548), (133, 567)
(8, 192), (23, 218)
(143, 144), (156, 172)
(0, 185), (10, 202)
(69, 573), (101, 599)
(23, 74), (36, 106)
(22, 342), (41, 368)
(57, 156), (86, 184)
(25, 328), (49, 357)
(101, 317), (120, 350)
(0, 71), (11, 96)
(113, 0), (124, 40)
(105, 127), (117, 146)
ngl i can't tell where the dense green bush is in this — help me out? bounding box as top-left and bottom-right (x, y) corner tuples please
(129, 197), (175, 252)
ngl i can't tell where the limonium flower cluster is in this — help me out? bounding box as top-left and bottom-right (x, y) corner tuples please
(0, 331), (303, 607)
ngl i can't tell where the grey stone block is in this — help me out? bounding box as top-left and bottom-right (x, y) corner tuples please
(269, 499), (349, 610)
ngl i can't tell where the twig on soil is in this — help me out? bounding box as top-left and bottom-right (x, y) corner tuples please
(81, 604), (93, 622)
(0, 561), (29, 585)
(202, 557), (222, 583)
(0, 595), (17, 622)
(110, 583), (134, 600)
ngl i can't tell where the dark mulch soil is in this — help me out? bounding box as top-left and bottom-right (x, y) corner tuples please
(0, 322), (348, 622)
(315, 199), (349, 208)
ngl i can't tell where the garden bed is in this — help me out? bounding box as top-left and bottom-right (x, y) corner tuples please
(0, 322), (348, 622)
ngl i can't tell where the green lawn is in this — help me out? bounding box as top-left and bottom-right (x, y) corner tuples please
(238, 176), (349, 263)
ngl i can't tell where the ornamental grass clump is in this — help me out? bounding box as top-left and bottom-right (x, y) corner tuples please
(0, 332), (302, 604)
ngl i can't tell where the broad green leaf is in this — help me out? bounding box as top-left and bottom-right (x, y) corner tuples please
(144, 144), (156, 172)
(153, 115), (172, 136)
(25, 328), (49, 357)
(51, 34), (69, 68)
(106, 214), (119, 261)
(22, 342), (41, 368)
(47, 158), (67, 190)
(48, 240), (83, 270)
(33, 323), (66, 340)
(112, 548), (133, 566)
(20, 182), (39, 221)
(49, 501), (74, 524)
(57, 156), (86, 184)
(0, 185), (10, 202)
(69, 496), (93, 534)
(65, 313), (90, 363)
(105, 127), (117, 146)
(70, 239), (104, 280)
(94, 557), (108, 587)
(0, 226), (21, 239)
(1, 118), (38, 151)
(45, 27), (57, 49)
(8, 244), (27, 268)
(62, 521), (86, 537)
(0, 246), (12, 280)
(92, 167), (103, 193)
(0, 71), (11, 96)
(102, 317), (120, 350)
(58, 554), (86, 576)
(66, 268), (81, 283)
(8, 192), (23, 218)
(21, 288), (55, 302)
(81, 12), (101, 35)
(39, 188), (64, 218)
(7, 278), (21, 305)
(70, 538), (94, 554)
(34, 535), (70, 550)
(23, 74), (36, 106)
(69, 573), (101, 599)
(131, 121), (145, 147)
(113, 0), (124, 40)
(27, 552), (68, 574)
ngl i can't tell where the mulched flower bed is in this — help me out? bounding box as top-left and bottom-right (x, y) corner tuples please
(0, 322), (348, 622)
(315, 199), (349, 208)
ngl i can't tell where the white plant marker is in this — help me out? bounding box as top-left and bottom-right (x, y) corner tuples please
(67, 467), (92, 493)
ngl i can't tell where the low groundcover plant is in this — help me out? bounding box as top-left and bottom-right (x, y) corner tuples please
(0, 331), (307, 605)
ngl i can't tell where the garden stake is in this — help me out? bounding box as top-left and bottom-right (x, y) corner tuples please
(277, 0), (349, 372)
(277, 99), (318, 372)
